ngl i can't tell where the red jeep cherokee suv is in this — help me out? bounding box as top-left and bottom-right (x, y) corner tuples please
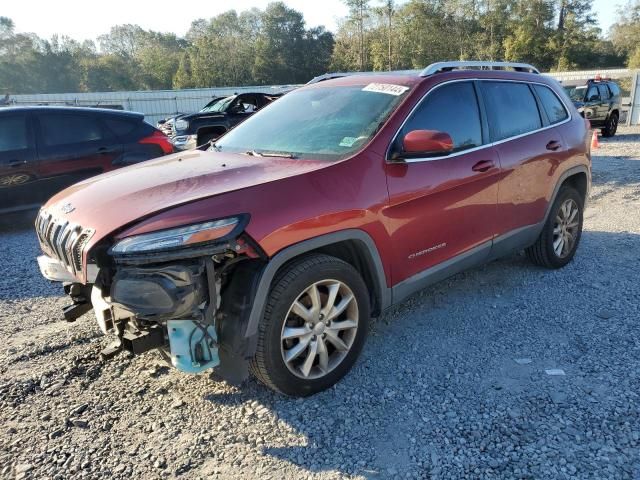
(35, 61), (591, 396)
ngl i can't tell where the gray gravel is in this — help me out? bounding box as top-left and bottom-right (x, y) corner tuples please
(1, 126), (640, 480)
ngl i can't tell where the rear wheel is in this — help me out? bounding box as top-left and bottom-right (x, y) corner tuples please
(526, 186), (583, 269)
(601, 112), (618, 137)
(250, 254), (369, 396)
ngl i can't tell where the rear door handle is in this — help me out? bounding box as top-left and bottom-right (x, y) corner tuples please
(471, 160), (495, 172)
(546, 140), (561, 151)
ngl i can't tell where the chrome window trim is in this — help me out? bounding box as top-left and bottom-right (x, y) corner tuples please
(386, 78), (573, 164)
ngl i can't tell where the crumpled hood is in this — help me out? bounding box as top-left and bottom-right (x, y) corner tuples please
(43, 149), (328, 242)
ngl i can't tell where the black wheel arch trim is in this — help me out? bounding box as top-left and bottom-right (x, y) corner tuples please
(245, 229), (391, 340)
(543, 164), (590, 225)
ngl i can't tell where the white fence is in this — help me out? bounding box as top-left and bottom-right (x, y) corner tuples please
(3, 85), (298, 125)
(4, 68), (640, 126)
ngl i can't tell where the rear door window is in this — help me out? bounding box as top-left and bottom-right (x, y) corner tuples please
(586, 86), (599, 102)
(38, 113), (105, 147)
(608, 83), (620, 97)
(0, 115), (29, 152)
(481, 82), (542, 141)
(399, 81), (483, 154)
(597, 84), (610, 100)
(533, 85), (569, 125)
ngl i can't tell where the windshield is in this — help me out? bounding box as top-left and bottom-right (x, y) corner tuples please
(199, 98), (223, 112)
(213, 84), (409, 160)
(564, 85), (587, 102)
(201, 96), (235, 113)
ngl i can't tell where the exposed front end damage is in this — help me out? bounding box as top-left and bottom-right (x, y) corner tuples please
(36, 209), (265, 384)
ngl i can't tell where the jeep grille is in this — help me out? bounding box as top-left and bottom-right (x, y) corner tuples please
(35, 210), (94, 276)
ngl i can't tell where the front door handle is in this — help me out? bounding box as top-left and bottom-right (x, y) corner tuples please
(97, 147), (112, 155)
(471, 160), (495, 172)
(546, 140), (561, 151)
(8, 160), (27, 168)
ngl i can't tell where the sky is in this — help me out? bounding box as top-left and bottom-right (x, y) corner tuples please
(3, 0), (621, 42)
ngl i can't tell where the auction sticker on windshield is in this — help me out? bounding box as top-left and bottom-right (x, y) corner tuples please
(362, 83), (410, 96)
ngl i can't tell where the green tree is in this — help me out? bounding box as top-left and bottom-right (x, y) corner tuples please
(503, 0), (555, 70)
(253, 2), (308, 83)
(610, 1), (640, 59)
(343, 0), (372, 70)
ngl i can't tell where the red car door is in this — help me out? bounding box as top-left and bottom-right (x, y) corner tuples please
(34, 111), (123, 201)
(383, 81), (501, 286)
(480, 81), (569, 234)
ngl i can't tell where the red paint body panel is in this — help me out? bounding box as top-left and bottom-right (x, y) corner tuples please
(41, 69), (590, 287)
(384, 148), (502, 282)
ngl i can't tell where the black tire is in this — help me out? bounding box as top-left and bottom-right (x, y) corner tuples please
(601, 112), (618, 138)
(249, 254), (370, 396)
(526, 186), (584, 269)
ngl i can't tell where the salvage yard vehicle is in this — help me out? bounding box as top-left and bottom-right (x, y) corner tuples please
(563, 76), (622, 137)
(0, 107), (173, 214)
(161, 92), (283, 151)
(35, 61), (591, 396)
(156, 96), (225, 137)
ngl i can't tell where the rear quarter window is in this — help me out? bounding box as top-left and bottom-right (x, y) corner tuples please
(481, 82), (542, 141)
(104, 117), (139, 137)
(533, 85), (569, 125)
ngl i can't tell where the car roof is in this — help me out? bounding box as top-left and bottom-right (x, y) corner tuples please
(562, 79), (618, 87)
(304, 61), (552, 92)
(0, 105), (144, 119)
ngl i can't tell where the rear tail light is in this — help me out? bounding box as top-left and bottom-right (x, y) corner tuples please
(139, 130), (173, 154)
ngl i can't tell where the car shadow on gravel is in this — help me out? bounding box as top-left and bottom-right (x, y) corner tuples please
(0, 209), (38, 233)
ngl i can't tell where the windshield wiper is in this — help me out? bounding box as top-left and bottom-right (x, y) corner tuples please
(244, 150), (297, 159)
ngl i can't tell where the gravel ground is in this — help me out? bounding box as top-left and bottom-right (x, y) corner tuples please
(1, 127), (639, 480)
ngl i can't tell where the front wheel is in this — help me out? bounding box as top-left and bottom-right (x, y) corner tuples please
(526, 186), (584, 269)
(250, 254), (370, 396)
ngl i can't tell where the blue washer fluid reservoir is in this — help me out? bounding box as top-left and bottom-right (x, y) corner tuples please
(167, 320), (220, 374)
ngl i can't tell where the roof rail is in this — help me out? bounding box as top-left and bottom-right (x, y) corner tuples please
(421, 61), (540, 76)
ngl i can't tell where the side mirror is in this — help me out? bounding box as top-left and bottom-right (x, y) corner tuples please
(402, 130), (454, 157)
(588, 94), (600, 102)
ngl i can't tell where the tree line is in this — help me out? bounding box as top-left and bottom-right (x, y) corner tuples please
(0, 0), (638, 95)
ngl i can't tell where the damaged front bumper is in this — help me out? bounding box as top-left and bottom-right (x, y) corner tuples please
(96, 260), (221, 374)
(38, 240), (264, 383)
(38, 255), (98, 284)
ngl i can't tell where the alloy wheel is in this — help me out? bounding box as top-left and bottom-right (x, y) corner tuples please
(280, 279), (359, 380)
(553, 198), (580, 258)
(0, 173), (31, 187)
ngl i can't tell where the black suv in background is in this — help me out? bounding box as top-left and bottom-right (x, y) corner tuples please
(0, 107), (173, 214)
(564, 78), (622, 137)
(161, 92), (282, 150)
